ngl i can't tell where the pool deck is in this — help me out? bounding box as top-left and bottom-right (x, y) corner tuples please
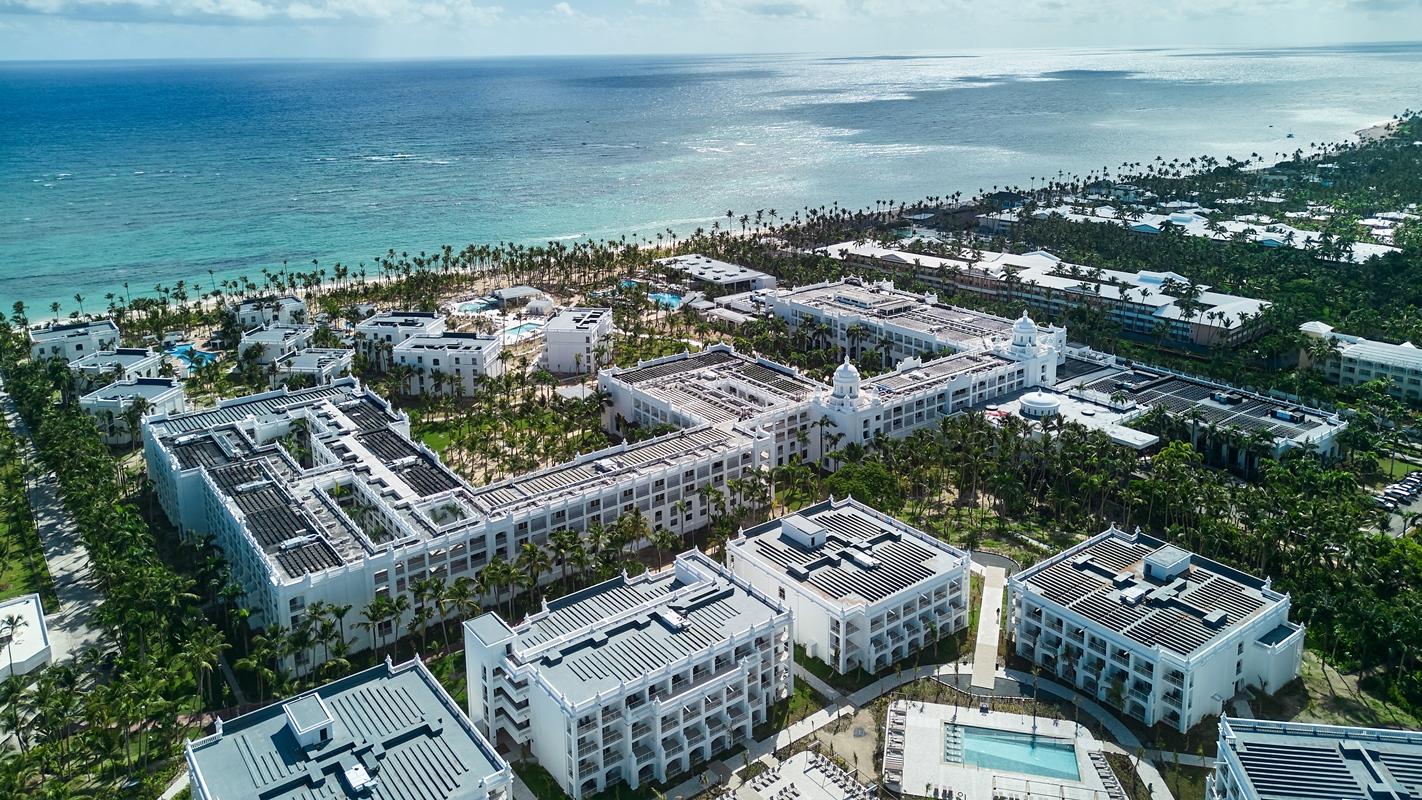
(894, 702), (1110, 800)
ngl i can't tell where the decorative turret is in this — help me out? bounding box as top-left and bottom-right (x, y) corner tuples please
(1011, 310), (1039, 357)
(831, 355), (862, 400)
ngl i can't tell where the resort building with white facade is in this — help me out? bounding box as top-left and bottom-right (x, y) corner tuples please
(1300, 320), (1422, 401)
(81, 377), (187, 445)
(1206, 716), (1422, 800)
(29, 318), (121, 362)
(69, 346), (163, 390)
(657, 254), (778, 294)
(819, 241), (1270, 349)
(354, 310), (446, 369)
(234, 295), (308, 329)
(238, 323), (315, 365)
(143, 378), (775, 665)
(1009, 527), (1304, 733)
(727, 497), (970, 675)
(270, 347), (353, 388)
(764, 277), (1067, 366)
(186, 657), (511, 800)
(392, 332), (504, 396)
(463, 550), (792, 800)
(545, 307), (614, 375)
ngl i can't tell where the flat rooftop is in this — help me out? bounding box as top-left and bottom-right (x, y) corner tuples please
(394, 332), (501, 352)
(731, 497), (967, 605)
(357, 310), (444, 329)
(466, 425), (750, 517)
(71, 347), (158, 370)
(241, 324), (312, 344)
(81, 376), (182, 403)
(187, 659), (507, 800)
(658, 254), (773, 285)
(605, 346), (819, 425)
(275, 347), (353, 371)
(1014, 527), (1288, 659)
(546, 307), (611, 333)
(771, 280), (1020, 347)
(867, 351), (1014, 397)
(0, 594), (49, 672)
(498, 552), (784, 705)
(1219, 717), (1422, 800)
(29, 318), (119, 342)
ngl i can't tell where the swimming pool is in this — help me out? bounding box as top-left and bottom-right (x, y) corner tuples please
(947, 725), (1080, 781)
(505, 322), (544, 337)
(648, 291), (682, 309)
(457, 298), (498, 314)
(167, 342), (218, 366)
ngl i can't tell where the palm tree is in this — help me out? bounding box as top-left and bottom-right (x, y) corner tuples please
(0, 614), (29, 685)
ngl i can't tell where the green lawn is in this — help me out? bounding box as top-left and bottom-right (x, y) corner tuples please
(427, 649), (468, 709)
(0, 455), (56, 605)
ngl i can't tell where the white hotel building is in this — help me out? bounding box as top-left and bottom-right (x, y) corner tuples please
(69, 346), (163, 391)
(238, 323), (315, 365)
(727, 496), (970, 675)
(29, 318), (121, 362)
(464, 550), (792, 799)
(545, 307), (614, 375)
(1300, 320), (1422, 402)
(81, 377), (187, 445)
(1207, 716), (1422, 800)
(143, 378), (774, 665)
(1009, 527), (1304, 733)
(354, 310), (446, 369)
(392, 331), (504, 396)
(233, 295), (307, 329)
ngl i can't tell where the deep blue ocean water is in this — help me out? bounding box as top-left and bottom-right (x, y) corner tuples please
(3, 44), (1422, 312)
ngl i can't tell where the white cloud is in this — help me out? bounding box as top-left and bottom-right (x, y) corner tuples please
(551, 0), (573, 14)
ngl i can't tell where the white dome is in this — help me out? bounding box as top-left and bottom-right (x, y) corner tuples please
(1019, 391), (1061, 418)
(834, 358), (861, 384)
(1013, 311), (1037, 335)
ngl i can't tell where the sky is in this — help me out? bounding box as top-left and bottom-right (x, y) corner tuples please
(0, 0), (1420, 60)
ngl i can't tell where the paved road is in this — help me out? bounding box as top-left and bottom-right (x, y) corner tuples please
(0, 377), (106, 664)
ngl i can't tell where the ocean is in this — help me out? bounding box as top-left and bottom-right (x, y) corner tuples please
(3, 44), (1422, 313)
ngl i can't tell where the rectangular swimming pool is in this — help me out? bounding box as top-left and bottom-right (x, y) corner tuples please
(946, 724), (1080, 781)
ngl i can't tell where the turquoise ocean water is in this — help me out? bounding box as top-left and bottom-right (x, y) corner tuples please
(3, 44), (1422, 312)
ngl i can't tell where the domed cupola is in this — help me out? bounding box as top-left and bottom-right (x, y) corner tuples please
(1012, 310), (1039, 353)
(831, 356), (862, 400)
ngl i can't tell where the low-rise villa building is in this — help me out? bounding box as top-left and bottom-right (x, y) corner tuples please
(186, 657), (511, 800)
(1207, 716), (1422, 800)
(545, 307), (614, 375)
(234, 295), (307, 329)
(29, 318), (121, 362)
(354, 310), (446, 369)
(81, 377), (187, 445)
(1300, 320), (1422, 401)
(69, 346), (163, 390)
(270, 347), (353, 388)
(1009, 527), (1304, 733)
(392, 332), (504, 395)
(463, 551), (792, 799)
(0, 594), (52, 680)
(727, 497), (970, 674)
(238, 324), (315, 365)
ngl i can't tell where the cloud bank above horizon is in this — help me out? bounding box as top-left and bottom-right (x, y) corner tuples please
(0, 0), (1420, 59)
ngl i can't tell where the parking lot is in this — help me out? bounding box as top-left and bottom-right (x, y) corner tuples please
(1375, 469), (1422, 537)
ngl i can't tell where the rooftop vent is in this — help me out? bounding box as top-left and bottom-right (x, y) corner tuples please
(389, 455), (420, 469)
(1111, 572), (1136, 588)
(593, 458), (620, 473)
(279, 534), (316, 551)
(786, 564), (810, 581)
(842, 549), (881, 570)
(1203, 609), (1230, 628)
(1272, 408), (1305, 424)
(655, 608), (689, 632)
(234, 479), (271, 494)
(1120, 585), (1150, 606)
(343, 764), (374, 793)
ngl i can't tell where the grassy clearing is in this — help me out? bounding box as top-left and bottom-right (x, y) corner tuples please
(0, 440), (56, 605)
(1253, 650), (1422, 730)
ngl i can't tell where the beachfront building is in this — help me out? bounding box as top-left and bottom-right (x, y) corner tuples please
(238, 324), (315, 365)
(392, 332), (504, 396)
(545, 307), (614, 375)
(144, 378), (774, 665)
(1300, 320), (1422, 401)
(819, 241), (1270, 349)
(764, 277), (1067, 367)
(81, 377), (187, 445)
(69, 346), (163, 390)
(1206, 716), (1422, 800)
(463, 550), (792, 799)
(726, 497), (970, 675)
(354, 310), (447, 369)
(657, 254), (778, 295)
(186, 657), (511, 800)
(1008, 527), (1304, 733)
(28, 318), (121, 362)
(234, 295), (308, 329)
(270, 347), (353, 389)
(0, 594), (52, 680)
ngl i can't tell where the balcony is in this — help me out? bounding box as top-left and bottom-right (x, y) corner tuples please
(1165, 671), (1185, 688)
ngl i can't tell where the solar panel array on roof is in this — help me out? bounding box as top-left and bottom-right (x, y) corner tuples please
(618, 350), (737, 384)
(156, 384), (352, 433)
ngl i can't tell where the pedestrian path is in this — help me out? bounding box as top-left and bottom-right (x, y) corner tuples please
(0, 377), (105, 664)
(792, 661), (846, 705)
(971, 566), (1006, 690)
